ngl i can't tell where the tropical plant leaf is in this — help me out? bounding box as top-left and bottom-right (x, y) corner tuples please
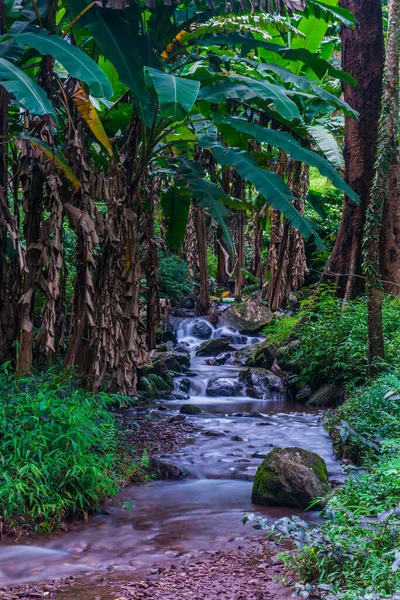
(0, 57), (54, 116)
(66, 0), (145, 101)
(306, 190), (328, 219)
(212, 114), (357, 202)
(18, 133), (80, 189)
(145, 68), (200, 121)
(199, 137), (323, 248)
(11, 33), (113, 98)
(179, 159), (234, 254)
(307, 124), (344, 168)
(161, 186), (190, 250)
(303, 0), (355, 27)
(72, 88), (113, 157)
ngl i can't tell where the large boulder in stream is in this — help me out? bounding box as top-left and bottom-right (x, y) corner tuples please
(180, 403), (202, 415)
(236, 340), (277, 370)
(206, 377), (241, 397)
(223, 300), (273, 334)
(192, 320), (213, 339)
(238, 368), (286, 399)
(252, 447), (329, 509)
(196, 337), (236, 356)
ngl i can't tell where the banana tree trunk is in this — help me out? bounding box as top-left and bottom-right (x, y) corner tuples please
(364, 0), (400, 366)
(195, 208), (209, 314)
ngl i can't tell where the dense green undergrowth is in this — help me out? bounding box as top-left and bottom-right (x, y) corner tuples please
(264, 286), (400, 389)
(0, 367), (141, 535)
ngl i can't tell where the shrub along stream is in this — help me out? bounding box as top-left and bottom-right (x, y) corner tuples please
(0, 367), (143, 536)
(256, 292), (400, 599)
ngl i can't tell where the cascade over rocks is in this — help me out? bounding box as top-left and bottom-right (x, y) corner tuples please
(223, 300), (273, 334)
(206, 377), (241, 397)
(196, 337), (236, 356)
(252, 447), (329, 509)
(238, 368), (286, 399)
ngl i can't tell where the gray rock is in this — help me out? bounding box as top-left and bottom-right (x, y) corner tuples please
(238, 367), (286, 399)
(288, 292), (300, 309)
(204, 430), (226, 437)
(179, 378), (191, 393)
(251, 447), (329, 509)
(168, 414), (186, 423)
(163, 390), (190, 401)
(215, 352), (233, 365)
(192, 320), (213, 339)
(206, 377), (241, 397)
(223, 300), (273, 334)
(306, 384), (345, 407)
(196, 337), (236, 357)
(149, 459), (183, 480)
(175, 342), (190, 354)
(180, 403), (202, 415)
(296, 385), (312, 403)
(162, 330), (177, 344)
(236, 340), (277, 370)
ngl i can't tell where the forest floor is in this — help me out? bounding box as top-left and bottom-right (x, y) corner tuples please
(0, 540), (293, 599)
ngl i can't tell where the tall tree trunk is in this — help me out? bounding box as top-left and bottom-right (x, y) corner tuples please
(251, 210), (263, 287)
(195, 208), (209, 314)
(363, 0), (400, 367)
(216, 226), (229, 286)
(18, 157), (44, 375)
(324, 0), (384, 299)
(143, 184), (158, 351)
(234, 211), (245, 302)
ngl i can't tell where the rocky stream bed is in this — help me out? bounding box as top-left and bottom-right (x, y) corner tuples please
(0, 313), (344, 599)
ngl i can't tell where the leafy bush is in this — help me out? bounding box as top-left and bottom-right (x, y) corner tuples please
(159, 253), (194, 299)
(0, 367), (137, 533)
(246, 374), (400, 600)
(288, 286), (400, 387)
(262, 314), (300, 347)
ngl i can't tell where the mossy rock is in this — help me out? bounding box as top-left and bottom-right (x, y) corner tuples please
(180, 404), (202, 415)
(196, 337), (236, 356)
(224, 300), (273, 334)
(252, 447), (329, 509)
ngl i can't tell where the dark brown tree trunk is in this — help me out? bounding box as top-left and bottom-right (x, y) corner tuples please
(363, 0), (400, 367)
(143, 188), (158, 351)
(324, 0), (384, 299)
(234, 211), (245, 302)
(216, 226), (229, 286)
(251, 211), (263, 287)
(195, 208), (209, 314)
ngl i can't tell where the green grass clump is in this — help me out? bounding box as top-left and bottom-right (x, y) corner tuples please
(0, 366), (137, 533)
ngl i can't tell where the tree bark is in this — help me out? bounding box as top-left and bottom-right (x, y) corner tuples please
(324, 0), (384, 298)
(363, 0), (400, 366)
(195, 208), (209, 314)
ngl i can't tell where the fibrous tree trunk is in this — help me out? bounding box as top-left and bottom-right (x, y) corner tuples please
(184, 204), (197, 281)
(142, 174), (159, 351)
(18, 137), (44, 375)
(324, 0), (384, 299)
(363, 0), (400, 366)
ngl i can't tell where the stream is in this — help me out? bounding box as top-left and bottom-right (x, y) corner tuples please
(0, 316), (342, 593)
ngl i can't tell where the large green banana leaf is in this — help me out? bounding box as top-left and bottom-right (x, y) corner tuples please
(10, 33), (113, 98)
(145, 68), (200, 121)
(307, 124), (344, 169)
(161, 186), (191, 250)
(0, 57), (54, 116)
(211, 114), (356, 202)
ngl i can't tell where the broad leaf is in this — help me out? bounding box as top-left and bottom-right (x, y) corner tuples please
(307, 124), (344, 168)
(161, 186), (190, 250)
(0, 57), (54, 116)
(72, 88), (113, 157)
(212, 114), (357, 202)
(145, 68), (200, 121)
(199, 137), (323, 247)
(11, 33), (113, 98)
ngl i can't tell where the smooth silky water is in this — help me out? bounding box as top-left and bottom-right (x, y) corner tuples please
(0, 317), (342, 589)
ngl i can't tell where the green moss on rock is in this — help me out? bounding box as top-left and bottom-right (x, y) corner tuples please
(251, 447), (329, 509)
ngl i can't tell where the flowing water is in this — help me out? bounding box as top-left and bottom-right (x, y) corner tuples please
(0, 317), (342, 591)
